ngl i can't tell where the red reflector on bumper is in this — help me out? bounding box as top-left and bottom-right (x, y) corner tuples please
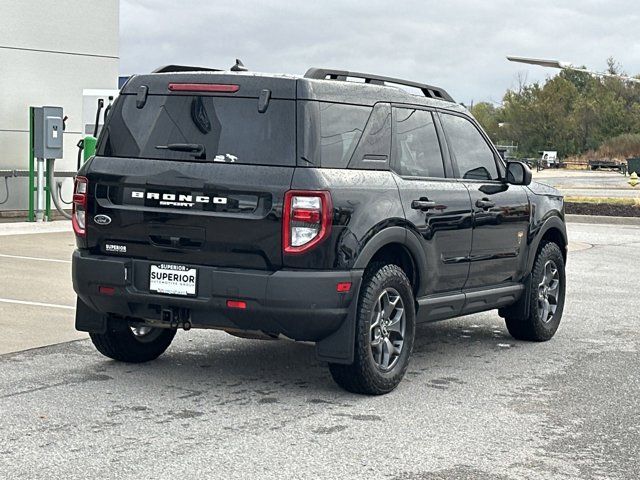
(226, 300), (247, 309)
(98, 286), (115, 295)
(336, 282), (352, 292)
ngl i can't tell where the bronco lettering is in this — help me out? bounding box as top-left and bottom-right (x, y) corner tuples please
(131, 190), (228, 206)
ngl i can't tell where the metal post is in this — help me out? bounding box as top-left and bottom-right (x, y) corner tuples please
(28, 107), (35, 222)
(36, 157), (45, 222)
(45, 159), (51, 221)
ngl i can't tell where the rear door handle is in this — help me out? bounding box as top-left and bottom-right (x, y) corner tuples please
(476, 198), (495, 209)
(411, 199), (437, 211)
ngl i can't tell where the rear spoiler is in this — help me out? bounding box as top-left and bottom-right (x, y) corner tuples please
(121, 73), (297, 99)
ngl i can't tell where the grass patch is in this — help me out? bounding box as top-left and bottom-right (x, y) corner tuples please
(565, 196), (640, 207)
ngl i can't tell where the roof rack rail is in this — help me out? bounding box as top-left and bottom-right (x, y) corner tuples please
(152, 65), (223, 73)
(304, 68), (454, 102)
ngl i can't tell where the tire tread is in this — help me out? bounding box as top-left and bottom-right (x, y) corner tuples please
(329, 262), (415, 395)
(90, 323), (176, 363)
(505, 241), (565, 342)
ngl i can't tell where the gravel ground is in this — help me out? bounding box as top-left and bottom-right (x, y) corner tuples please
(1, 222), (639, 480)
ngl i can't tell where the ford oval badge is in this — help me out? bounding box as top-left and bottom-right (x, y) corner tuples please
(94, 214), (112, 225)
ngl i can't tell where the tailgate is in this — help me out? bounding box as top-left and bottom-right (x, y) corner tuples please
(83, 75), (298, 270)
(85, 156), (294, 270)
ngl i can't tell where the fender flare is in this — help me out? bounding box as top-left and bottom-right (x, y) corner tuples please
(501, 215), (567, 321)
(353, 226), (428, 292)
(527, 215), (568, 272)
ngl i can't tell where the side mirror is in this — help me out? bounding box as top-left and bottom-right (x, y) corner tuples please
(506, 161), (532, 186)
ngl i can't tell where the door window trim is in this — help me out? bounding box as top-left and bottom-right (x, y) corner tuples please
(389, 104), (455, 181)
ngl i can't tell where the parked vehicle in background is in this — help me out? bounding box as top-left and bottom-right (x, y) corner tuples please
(540, 150), (560, 168)
(71, 64), (569, 394)
(588, 158), (626, 173)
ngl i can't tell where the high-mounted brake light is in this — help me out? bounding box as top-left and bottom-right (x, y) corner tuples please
(283, 190), (332, 254)
(168, 83), (240, 93)
(72, 176), (88, 238)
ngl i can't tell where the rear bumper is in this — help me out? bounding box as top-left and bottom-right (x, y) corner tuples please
(72, 250), (362, 342)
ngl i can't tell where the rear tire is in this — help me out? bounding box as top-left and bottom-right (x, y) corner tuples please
(505, 241), (566, 341)
(329, 263), (415, 395)
(90, 321), (176, 363)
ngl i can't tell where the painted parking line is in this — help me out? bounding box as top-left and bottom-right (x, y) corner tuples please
(0, 298), (74, 310)
(0, 253), (71, 264)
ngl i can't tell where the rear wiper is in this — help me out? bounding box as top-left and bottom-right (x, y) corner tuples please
(156, 143), (206, 158)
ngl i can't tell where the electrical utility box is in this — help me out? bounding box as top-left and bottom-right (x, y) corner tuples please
(33, 106), (64, 159)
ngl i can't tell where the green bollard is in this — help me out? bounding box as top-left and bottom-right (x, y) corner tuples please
(83, 135), (97, 162)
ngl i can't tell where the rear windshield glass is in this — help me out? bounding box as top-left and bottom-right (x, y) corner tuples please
(97, 94), (296, 166)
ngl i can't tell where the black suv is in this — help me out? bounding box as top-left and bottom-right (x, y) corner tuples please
(72, 66), (567, 395)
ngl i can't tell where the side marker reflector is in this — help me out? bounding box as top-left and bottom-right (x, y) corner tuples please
(336, 282), (352, 293)
(98, 286), (115, 295)
(227, 300), (247, 309)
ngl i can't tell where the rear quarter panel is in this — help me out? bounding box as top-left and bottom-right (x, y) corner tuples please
(286, 168), (404, 270)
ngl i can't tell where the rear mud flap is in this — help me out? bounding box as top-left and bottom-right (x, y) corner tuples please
(315, 296), (357, 365)
(75, 297), (107, 334)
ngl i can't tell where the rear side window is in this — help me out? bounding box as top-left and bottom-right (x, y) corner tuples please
(392, 108), (445, 178)
(97, 94), (296, 166)
(298, 102), (371, 168)
(440, 113), (499, 180)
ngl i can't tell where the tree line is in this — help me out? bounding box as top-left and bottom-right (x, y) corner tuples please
(470, 58), (640, 160)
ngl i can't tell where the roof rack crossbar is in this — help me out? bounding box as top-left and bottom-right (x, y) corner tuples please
(304, 68), (454, 102)
(152, 65), (224, 73)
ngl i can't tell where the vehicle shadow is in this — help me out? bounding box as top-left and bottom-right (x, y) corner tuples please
(89, 313), (518, 399)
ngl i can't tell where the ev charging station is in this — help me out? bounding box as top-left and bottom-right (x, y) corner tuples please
(80, 89), (119, 162)
(0, 88), (120, 221)
(23, 92), (118, 222)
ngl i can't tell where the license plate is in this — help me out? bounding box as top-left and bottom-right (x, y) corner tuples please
(149, 264), (197, 296)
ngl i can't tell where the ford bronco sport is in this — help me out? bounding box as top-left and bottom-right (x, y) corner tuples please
(72, 65), (568, 395)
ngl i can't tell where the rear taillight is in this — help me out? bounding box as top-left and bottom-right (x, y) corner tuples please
(283, 190), (332, 254)
(72, 176), (88, 237)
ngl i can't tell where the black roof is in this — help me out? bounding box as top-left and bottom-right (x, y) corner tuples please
(121, 66), (465, 112)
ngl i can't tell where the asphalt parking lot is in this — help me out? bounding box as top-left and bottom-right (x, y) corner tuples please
(1, 221), (639, 479)
(533, 169), (640, 198)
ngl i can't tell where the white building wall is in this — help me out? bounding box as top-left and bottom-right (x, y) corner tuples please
(0, 0), (119, 213)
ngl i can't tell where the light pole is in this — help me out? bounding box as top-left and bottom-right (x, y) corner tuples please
(506, 55), (640, 84)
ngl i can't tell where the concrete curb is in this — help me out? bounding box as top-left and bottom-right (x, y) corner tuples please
(0, 220), (71, 236)
(566, 214), (640, 226)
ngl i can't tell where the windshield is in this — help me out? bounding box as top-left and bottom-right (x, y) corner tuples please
(97, 94), (296, 166)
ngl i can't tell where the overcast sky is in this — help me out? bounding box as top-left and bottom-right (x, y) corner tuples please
(120, 0), (640, 105)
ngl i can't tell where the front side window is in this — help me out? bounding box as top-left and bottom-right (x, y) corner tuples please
(440, 113), (499, 181)
(392, 108), (445, 178)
